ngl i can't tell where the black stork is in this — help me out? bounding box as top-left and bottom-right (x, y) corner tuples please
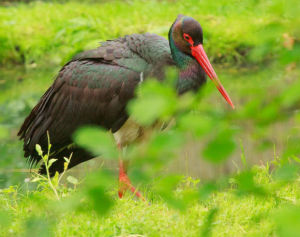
(18, 15), (234, 199)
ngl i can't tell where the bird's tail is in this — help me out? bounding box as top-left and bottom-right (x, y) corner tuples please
(18, 86), (55, 166)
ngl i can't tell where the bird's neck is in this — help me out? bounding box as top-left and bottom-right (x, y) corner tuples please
(169, 36), (206, 94)
(169, 34), (193, 69)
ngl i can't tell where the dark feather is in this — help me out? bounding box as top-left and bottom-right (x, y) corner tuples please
(18, 33), (176, 175)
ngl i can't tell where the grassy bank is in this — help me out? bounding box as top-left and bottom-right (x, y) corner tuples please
(0, 0), (299, 66)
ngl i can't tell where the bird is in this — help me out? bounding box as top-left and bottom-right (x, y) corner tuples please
(18, 14), (234, 199)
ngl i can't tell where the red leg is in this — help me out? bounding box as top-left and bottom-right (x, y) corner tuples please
(118, 157), (145, 201)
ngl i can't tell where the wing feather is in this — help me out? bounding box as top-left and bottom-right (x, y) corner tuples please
(18, 33), (174, 174)
(19, 60), (140, 172)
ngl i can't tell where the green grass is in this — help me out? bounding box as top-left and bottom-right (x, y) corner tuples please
(0, 0), (299, 66)
(1, 165), (300, 236)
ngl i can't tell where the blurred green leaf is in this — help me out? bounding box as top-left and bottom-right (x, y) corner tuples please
(200, 208), (218, 237)
(283, 137), (300, 160)
(280, 44), (300, 64)
(147, 131), (184, 158)
(81, 170), (116, 215)
(199, 182), (218, 201)
(87, 186), (114, 215)
(257, 103), (280, 125)
(235, 170), (266, 196)
(128, 96), (169, 125)
(153, 175), (188, 211)
(280, 80), (300, 107)
(73, 126), (118, 159)
(128, 80), (177, 126)
(56, 170), (116, 216)
(178, 114), (214, 137)
(202, 130), (236, 163)
(129, 130), (185, 172)
(272, 164), (299, 182)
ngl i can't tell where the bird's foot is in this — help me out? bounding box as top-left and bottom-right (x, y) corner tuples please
(118, 172), (145, 201)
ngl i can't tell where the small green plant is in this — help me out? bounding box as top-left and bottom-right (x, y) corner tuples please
(31, 131), (76, 200)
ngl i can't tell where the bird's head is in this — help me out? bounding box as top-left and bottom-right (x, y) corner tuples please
(169, 15), (234, 109)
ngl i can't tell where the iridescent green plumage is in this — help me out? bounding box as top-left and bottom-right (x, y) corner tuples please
(18, 16), (207, 175)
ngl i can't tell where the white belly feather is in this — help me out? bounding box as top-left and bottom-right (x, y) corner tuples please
(113, 118), (174, 147)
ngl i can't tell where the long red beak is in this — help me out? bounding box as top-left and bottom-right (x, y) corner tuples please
(191, 44), (234, 109)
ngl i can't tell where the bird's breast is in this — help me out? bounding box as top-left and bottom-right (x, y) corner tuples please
(113, 118), (143, 146)
(112, 118), (175, 147)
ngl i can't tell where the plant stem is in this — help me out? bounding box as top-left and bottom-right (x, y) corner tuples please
(57, 153), (73, 186)
(45, 131), (60, 200)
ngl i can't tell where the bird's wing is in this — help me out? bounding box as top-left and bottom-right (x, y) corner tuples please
(18, 34), (174, 173)
(74, 34), (174, 78)
(18, 42), (145, 168)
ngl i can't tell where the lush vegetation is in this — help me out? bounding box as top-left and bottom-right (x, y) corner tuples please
(0, 0), (300, 236)
(1, 165), (300, 236)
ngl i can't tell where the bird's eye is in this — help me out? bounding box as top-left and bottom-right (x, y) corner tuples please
(183, 33), (194, 46)
(183, 34), (190, 40)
